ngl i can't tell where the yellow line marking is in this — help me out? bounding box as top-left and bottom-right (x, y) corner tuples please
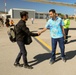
(35, 37), (58, 54)
(35, 37), (52, 50)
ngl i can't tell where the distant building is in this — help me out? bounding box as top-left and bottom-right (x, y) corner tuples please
(8, 8), (48, 19)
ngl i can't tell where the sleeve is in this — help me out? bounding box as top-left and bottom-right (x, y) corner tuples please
(22, 26), (38, 36)
(21, 23), (31, 35)
(45, 20), (50, 29)
(30, 32), (38, 36)
(60, 19), (64, 26)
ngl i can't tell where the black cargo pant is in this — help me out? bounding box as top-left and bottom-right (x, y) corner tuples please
(64, 28), (69, 43)
(15, 41), (28, 65)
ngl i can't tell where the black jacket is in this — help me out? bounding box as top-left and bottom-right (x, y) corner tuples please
(15, 20), (38, 41)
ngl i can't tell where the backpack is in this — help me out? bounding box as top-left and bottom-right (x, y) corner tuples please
(7, 26), (16, 42)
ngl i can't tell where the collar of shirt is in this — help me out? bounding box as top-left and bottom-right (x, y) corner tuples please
(52, 16), (58, 21)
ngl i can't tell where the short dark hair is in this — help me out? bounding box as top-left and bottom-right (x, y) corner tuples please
(49, 9), (56, 13)
(20, 11), (28, 18)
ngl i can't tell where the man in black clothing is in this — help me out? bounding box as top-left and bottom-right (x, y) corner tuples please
(14, 11), (38, 69)
(5, 18), (10, 27)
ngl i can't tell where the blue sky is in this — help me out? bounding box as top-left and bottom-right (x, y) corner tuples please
(0, 0), (76, 15)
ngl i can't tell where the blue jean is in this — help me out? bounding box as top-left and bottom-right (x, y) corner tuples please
(51, 37), (65, 60)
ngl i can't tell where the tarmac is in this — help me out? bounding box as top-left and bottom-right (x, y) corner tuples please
(0, 19), (76, 75)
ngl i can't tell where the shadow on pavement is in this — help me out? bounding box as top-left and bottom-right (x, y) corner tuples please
(67, 39), (76, 44)
(29, 50), (76, 66)
(69, 28), (76, 30)
(28, 53), (51, 66)
(66, 50), (76, 60)
(68, 35), (71, 38)
(38, 28), (44, 30)
(55, 50), (76, 62)
(31, 31), (38, 32)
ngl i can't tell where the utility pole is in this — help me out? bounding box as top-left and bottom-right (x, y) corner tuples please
(4, 0), (7, 26)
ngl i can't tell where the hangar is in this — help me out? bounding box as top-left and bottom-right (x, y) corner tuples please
(8, 8), (48, 19)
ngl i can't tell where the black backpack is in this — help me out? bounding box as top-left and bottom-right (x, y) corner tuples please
(7, 26), (16, 42)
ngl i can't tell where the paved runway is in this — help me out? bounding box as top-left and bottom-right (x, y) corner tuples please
(0, 19), (76, 75)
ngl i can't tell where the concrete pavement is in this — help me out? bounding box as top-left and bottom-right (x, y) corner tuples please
(0, 19), (76, 75)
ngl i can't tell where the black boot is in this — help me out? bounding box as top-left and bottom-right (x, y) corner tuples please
(14, 62), (23, 67)
(24, 64), (33, 69)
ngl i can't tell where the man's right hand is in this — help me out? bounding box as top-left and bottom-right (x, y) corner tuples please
(64, 35), (66, 40)
(38, 31), (42, 36)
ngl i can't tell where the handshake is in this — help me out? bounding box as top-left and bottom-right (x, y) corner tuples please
(30, 31), (42, 37)
(31, 28), (46, 36)
(38, 31), (42, 36)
